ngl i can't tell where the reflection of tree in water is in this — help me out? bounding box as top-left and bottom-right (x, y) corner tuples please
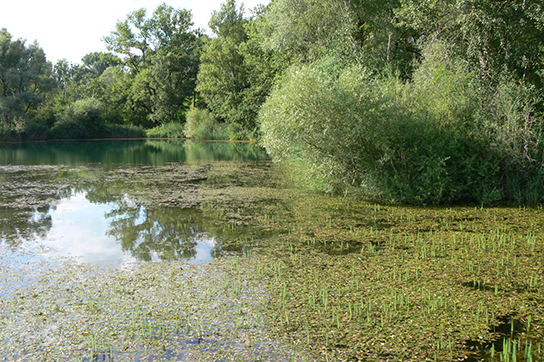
(84, 185), (124, 205)
(0, 140), (269, 166)
(0, 206), (52, 249)
(0, 159), (275, 260)
(104, 197), (268, 262)
(146, 139), (268, 162)
(106, 200), (203, 261)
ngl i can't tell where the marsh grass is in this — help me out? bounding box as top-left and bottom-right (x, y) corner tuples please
(245, 192), (544, 361)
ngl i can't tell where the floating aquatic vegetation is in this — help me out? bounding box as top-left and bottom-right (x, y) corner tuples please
(0, 251), (316, 361)
(247, 191), (544, 361)
(1, 152), (544, 361)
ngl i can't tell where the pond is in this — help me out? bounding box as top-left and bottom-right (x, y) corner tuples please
(0, 139), (318, 361)
(0, 139), (268, 165)
(0, 139), (271, 265)
(1, 139), (543, 362)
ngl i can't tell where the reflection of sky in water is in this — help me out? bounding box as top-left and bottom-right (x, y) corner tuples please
(30, 191), (215, 265)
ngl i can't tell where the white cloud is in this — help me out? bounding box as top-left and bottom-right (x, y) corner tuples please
(1, 0), (269, 64)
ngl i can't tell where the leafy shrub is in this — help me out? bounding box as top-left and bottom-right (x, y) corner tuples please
(0, 127), (14, 142)
(0, 119), (49, 142)
(147, 122), (186, 138)
(486, 78), (544, 203)
(259, 50), (509, 204)
(375, 43), (505, 204)
(183, 107), (229, 140)
(260, 62), (398, 194)
(105, 124), (147, 138)
(23, 121), (50, 141)
(226, 122), (257, 141)
(50, 98), (106, 139)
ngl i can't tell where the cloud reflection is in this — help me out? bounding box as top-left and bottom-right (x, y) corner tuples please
(32, 191), (217, 265)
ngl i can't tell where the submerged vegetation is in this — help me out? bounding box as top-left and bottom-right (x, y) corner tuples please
(0, 251), (315, 361)
(251, 190), (544, 361)
(1, 147), (543, 360)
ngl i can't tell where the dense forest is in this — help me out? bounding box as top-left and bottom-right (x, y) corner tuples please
(1, 0), (544, 204)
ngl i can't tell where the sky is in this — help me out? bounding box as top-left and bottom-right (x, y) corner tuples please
(1, 0), (269, 65)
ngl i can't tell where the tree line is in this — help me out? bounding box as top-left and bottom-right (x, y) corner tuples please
(1, 0), (544, 203)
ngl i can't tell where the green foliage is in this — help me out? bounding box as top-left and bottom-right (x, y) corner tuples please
(253, 0), (544, 204)
(0, 120), (49, 142)
(196, 1), (252, 130)
(259, 0), (357, 63)
(102, 4), (202, 126)
(197, 37), (247, 116)
(260, 48), (538, 204)
(196, 1), (282, 139)
(50, 98), (106, 139)
(237, 15), (290, 131)
(226, 122), (257, 141)
(53, 53), (122, 87)
(79, 52), (122, 81)
(209, 0), (248, 43)
(104, 124), (146, 139)
(396, 0), (544, 88)
(485, 77), (544, 203)
(257, 0), (416, 76)
(147, 122), (186, 138)
(0, 28), (55, 126)
(260, 61), (389, 194)
(183, 107), (229, 140)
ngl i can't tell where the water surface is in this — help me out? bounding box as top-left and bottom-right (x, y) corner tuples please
(0, 139), (268, 166)
(0, 139), (271, 265)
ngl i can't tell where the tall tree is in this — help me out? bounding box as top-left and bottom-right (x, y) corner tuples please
(103, 4), (202, 125)
(196, 0), (255, 130)
(0, 28), (54, 125)
(258, 0), (416, 75)
(396, 0), (544, 86)
(258, 0), (356, 63)
(208, 0), (248, 43)
(77, 52), (122, 83)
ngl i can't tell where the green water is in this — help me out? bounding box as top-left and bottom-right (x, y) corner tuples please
(0, 139), (268, 166)
(0, 139), (271, 265)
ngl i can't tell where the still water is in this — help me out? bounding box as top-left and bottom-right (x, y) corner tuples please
(0, 139), (268, 165)
(0, 139), (270, 265)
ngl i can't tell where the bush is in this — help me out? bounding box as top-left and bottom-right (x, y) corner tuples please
(50, 98), (106, 139)
(105, 124), (147, 138)
(226, 122), (257, 141)
(147, 122), (186, 138)
(486, 78), (544, 203)
(259, 51), (509, 204)
(183, 108), (229, 140)
(260, 62), (399, 194)
(373, 43), (505, 204)
(0, 119), (49, 142)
